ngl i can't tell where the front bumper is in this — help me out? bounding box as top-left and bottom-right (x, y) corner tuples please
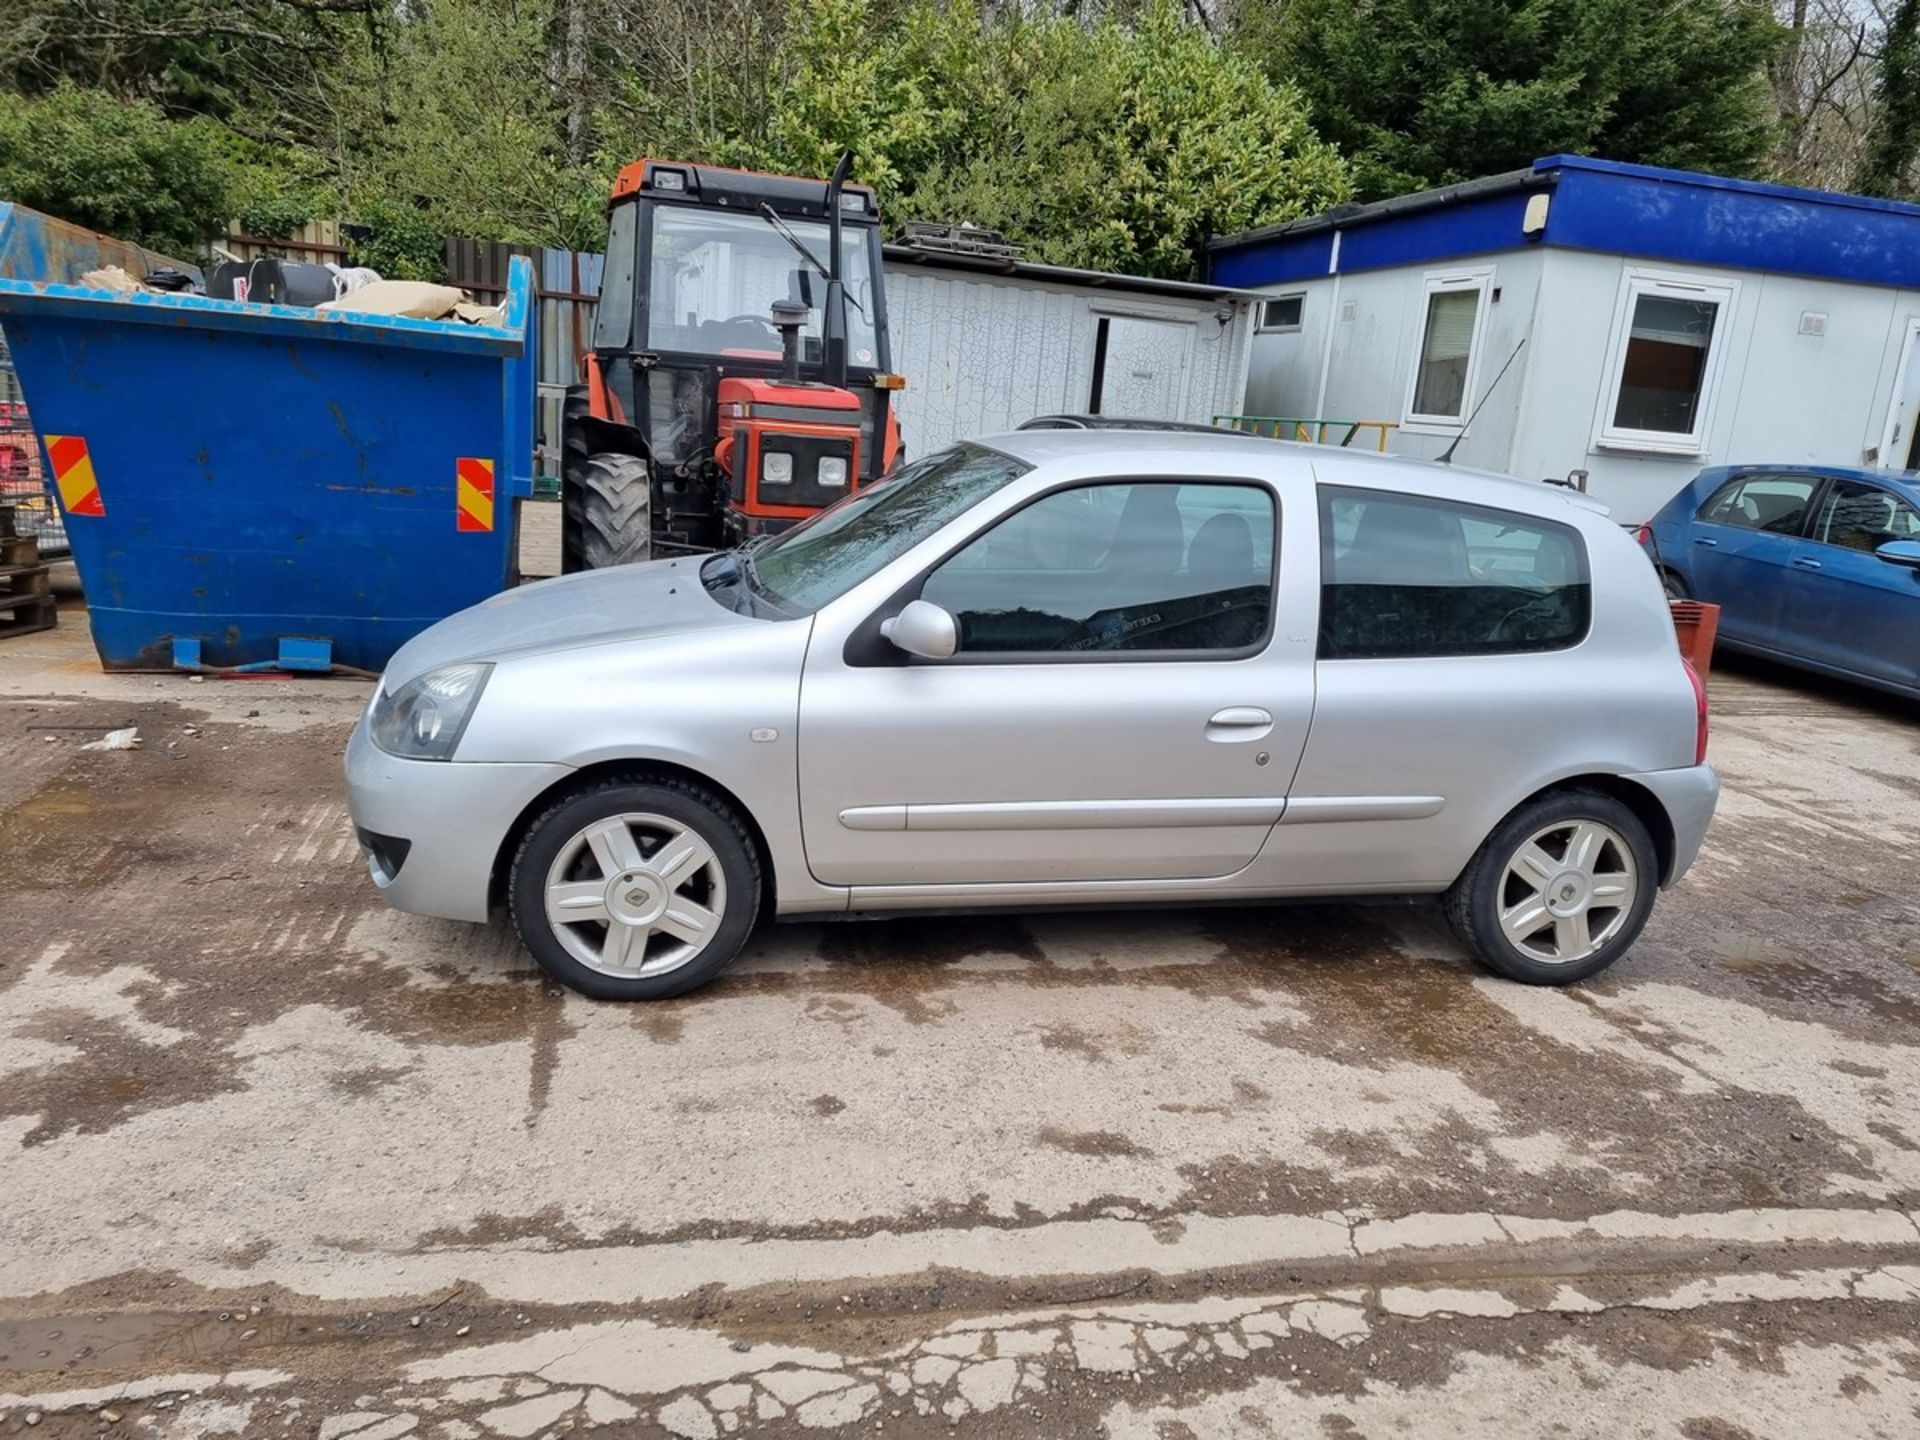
(343, 716), (575, 922)
(1625, 762), (1720, 886)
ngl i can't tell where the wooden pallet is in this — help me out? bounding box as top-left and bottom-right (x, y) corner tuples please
(0, 561), (50, 596)
(0, 590), (54, 639)
(0, 528), (54, 638)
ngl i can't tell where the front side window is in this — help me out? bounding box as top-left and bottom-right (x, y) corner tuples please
(920, 481), (1276, 656)
(744, 445), (1028, 614)
(1405, 272), (1490, 426)
(592, 201), (638, 351)
(1810, 479), (1920, 552)
(1697, 473), (1818, 536)
(1597, 273), (1736, 452)
(1319, 488), (1589, 660)
(645, 206), (881, 366)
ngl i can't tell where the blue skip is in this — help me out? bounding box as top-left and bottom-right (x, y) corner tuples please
(0, 219), (535, 673)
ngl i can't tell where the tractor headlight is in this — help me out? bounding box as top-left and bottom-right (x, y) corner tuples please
(762, 451), (794, 485)
(369, 662), (492, 760)
(818, 456), (849, 488)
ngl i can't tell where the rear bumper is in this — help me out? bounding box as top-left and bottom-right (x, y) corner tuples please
(343, 717), (574, 922)
(1625, 762), (1720, 886)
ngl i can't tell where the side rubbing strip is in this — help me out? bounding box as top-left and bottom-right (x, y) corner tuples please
(1278, 796), (1446, 824)
(906, 798), (1286, 831)
(839, 805), (907, 832)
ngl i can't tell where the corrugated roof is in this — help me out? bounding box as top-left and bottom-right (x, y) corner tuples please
(882, 243), (1260, 304)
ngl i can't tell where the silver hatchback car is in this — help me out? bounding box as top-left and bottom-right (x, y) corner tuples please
(345, 430), (1717, 1000)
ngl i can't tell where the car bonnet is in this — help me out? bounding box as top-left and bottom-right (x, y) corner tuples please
(378, 557), (756, 690)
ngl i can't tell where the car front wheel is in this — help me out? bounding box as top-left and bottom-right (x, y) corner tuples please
(1444, 789), (1658, 985)
(508, 778), (760, 1000)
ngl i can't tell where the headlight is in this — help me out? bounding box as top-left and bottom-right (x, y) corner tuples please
(818, 455), (849, 488)
(762, 451), (793, 485)
(368, 662), (492, 760)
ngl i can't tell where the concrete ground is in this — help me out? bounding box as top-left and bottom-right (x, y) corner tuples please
(1, 554), (1918, 1440)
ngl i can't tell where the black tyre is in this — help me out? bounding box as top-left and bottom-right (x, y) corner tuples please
(563, 451), (652, 572)
(559, 386), (591, 575)
(508, 777), (761, 1000)
(1660, 568), (1689, 600)
(1444, 788), (1659, 986)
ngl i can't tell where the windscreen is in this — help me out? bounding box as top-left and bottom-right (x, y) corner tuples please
(646, 206), (880, 366)
(745, 445), (1030, 614)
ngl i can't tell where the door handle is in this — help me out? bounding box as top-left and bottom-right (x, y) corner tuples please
(1693, 537), (1719, 548)
(1206, 706), (1274, 743)
(1792, 557), (1823, 570)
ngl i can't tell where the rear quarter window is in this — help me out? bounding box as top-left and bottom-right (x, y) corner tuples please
(1318, 487), (1591, 660)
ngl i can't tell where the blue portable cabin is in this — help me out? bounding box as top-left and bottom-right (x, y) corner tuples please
(1209, 156), (1920, 523)
(0, 233), (536, 672)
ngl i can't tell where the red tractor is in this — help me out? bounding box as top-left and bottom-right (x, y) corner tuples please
(562, 152), (904, 570)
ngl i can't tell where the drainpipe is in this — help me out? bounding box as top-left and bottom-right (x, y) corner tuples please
(1312, 229), (1342, 426)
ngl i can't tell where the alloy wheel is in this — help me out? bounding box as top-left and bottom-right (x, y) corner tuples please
(543, 812), (728, 978)
(1498, 819), (1639, 965)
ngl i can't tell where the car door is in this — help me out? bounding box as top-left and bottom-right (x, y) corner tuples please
(1780, 477), (1920, 689)
(795, 472), (1318, 889)
(1685, 470), (1820, 649)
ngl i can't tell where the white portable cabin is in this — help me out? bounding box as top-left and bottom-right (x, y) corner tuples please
(1209, 155), (1920, 523)
(881, 242), (1258, 454)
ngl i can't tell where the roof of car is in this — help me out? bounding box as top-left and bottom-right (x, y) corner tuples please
(1696, 462), (1920, 496)
(972, 426), (1610, 517)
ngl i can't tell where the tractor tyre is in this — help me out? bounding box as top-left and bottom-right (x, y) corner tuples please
(559, 386), (591, 574)
(568, 452), (653, 571)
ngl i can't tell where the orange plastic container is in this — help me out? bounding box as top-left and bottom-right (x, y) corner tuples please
(1670, 600), (1721, 683)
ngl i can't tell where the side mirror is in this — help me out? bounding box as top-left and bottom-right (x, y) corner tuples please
(1874, 538), (1920, 570)
(879, 599), (958, 659)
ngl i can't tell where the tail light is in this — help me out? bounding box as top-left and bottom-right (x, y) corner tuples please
(1683, 660), (1709, 764)
(1633, 522), (1654, 547)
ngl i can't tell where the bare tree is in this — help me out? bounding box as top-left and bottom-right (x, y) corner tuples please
(1772, 0), (1881, 186)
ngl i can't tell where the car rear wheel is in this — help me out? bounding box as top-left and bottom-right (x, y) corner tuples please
(1660, 568), (1689, 600)
(1444, 789), (1658, 985)
(509, 778), (760, 1000)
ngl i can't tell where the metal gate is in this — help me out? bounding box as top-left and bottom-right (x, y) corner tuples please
(0, 342), (65, 556)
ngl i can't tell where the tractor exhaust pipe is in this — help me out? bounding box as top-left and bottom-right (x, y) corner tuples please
(769, 299), (808, 382)
(823, 149), (854, 389)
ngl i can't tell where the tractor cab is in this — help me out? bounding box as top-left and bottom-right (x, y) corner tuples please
(563, 156), (903, 570)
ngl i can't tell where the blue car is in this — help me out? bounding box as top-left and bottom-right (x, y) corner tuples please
(1641, 464), (1920, 700)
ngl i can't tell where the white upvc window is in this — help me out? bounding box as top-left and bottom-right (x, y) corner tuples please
(1257, 294), (1305, 333)
(1401, 268), (1493, 433)
(1593, 269), (1739, 455)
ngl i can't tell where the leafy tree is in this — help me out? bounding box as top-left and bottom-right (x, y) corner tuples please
(0, 83), (231, 253)
(1243, 0), (1786, 199)
(327, 0), (606, 249)
(598, 0), (1349, 278)
(1855, 0), (1920, 197)
(342, 196), (448, 281)
(906, 1), (1349, 277)
(1, 0), (371, 147)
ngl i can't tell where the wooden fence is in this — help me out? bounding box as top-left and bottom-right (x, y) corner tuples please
(443, 240), (604, 478)
(220, 219), (347, 267)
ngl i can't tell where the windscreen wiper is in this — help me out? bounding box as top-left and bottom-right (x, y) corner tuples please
(757, 204), (867, 318)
